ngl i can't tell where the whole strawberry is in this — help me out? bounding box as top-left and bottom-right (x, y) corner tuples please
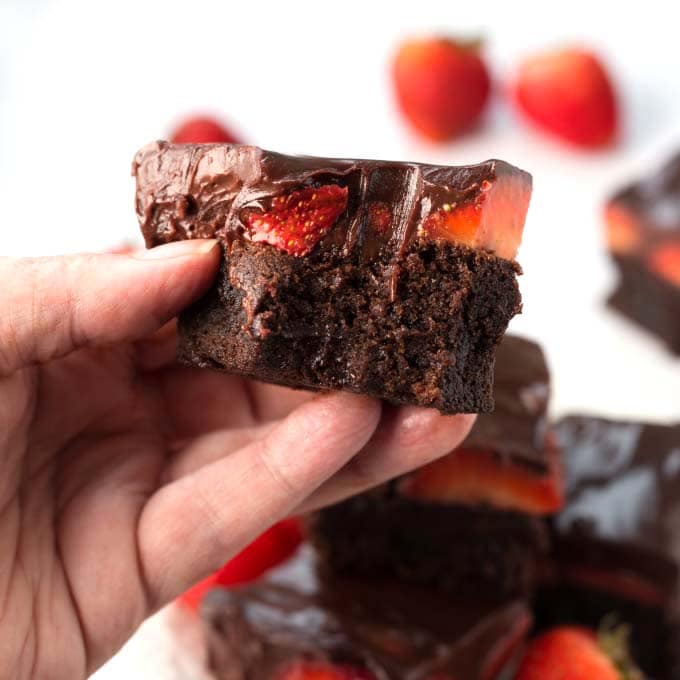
(511, 47), (618, 148)
(517, 626), (642, 680)
(392, 37), (491, 141)
(170, 115), (241, 144)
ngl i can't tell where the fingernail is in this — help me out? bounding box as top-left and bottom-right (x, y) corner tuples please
(133, 239), (219, 260)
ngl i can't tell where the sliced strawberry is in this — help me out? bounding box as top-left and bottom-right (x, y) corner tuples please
(604, 203), (642, 255)
(400, 441), (564, 515)
(170, 115), (241, 144)
(276, 660), (376, 680)
(245, 185), (349, 257)
(392, 37), (491, 141)
(419, 169), (531, 260)
(179, 518), (303, 611)
(512, 48), (618, 148)
(517, 626), (640, 680)
(647, 242), (680, 288)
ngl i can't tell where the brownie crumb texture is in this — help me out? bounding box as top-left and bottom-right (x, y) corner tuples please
(179, 240), (521, 414)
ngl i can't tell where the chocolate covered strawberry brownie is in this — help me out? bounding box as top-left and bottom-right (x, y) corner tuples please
(134, 142), (531, 413)
(310, 336), (561, 600)
(536, 415), (680, 678)
(606, 152), (680, 353)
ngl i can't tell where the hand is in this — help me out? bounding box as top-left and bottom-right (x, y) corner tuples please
(0, 240), (474, 679)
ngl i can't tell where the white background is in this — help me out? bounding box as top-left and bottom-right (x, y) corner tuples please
(2, 0), (680, 677)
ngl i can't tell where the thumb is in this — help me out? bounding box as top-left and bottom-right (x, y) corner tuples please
(0, 240), (220, 375)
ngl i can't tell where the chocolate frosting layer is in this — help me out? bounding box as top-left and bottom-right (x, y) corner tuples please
(201, 546), (530, 680)
(552, 415), (680, 600)
(463, 334), (551, 471)
(611, 151), (680, 236)
(133, 141), (531, 274)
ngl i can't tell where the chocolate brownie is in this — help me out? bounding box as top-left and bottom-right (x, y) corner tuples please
(201, 546), (532, 680)
(605, 152), (680, 354)
(309, 336), (557, 600)
(535, 415), (680, 678)
(133, 142), (531, 413)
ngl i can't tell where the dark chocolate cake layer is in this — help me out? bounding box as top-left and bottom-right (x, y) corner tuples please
(609, 254), (680, 354)
(536, 415), (680, 679)
(134, 142), (530, 413)
(310, 487), (547, 601)
(201, 547), (532, 680)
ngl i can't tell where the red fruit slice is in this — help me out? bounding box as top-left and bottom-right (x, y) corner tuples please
(276, 660), (376, 680)
(400, 441), (564, 515)
(179, 518), (303, 611)
(604, 203), (642, 255)
(419, 169), (531, 260)
(170, 115), (241, 144)
(647, 242), (680, 288)
(512, 48), (618, 149)
(245, 184), (349, 256)
(393, 37), (491, 141)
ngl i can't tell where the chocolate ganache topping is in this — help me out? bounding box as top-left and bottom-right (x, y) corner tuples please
(133, 142), (532, 267)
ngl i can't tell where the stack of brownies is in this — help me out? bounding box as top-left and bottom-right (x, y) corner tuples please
(199, 335), (680, 680)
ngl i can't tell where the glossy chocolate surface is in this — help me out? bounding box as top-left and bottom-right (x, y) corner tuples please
(611, 152), (680, 238)
(133, 142), (531, 270)
(464, 335), (551, 472)
(553, 416), (680, 597)
(201, 547), (530, 680)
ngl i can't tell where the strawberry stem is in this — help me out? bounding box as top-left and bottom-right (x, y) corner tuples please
(597, 616), (643, 680)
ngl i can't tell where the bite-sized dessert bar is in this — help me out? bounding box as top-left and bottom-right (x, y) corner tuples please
(605, 152), (680, 353)
(134, 142), (531, 413)
(536, 415), (680, 679)
(310, 335), (561, 600)
(201, 546), (532, 680)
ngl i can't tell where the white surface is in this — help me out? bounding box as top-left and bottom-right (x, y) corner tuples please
(2, 0), (680, 677)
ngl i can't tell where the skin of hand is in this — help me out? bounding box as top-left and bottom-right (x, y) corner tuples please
(0, 239), (475, 680)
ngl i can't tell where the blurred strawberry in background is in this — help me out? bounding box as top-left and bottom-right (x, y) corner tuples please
(392, 36), (491, 142)
(179, 518), (303, 611)
(511, 47), (619, 149)
(516, 625), (640, 680)
(170, 115), (242, 144)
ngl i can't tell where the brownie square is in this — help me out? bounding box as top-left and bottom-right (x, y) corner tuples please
(201, 546), (532, 680)
(605, 151), (680, 354)
(536, 415), (680, 679)
(134, 142), (531, 414)
(308, 335), (558, 601)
